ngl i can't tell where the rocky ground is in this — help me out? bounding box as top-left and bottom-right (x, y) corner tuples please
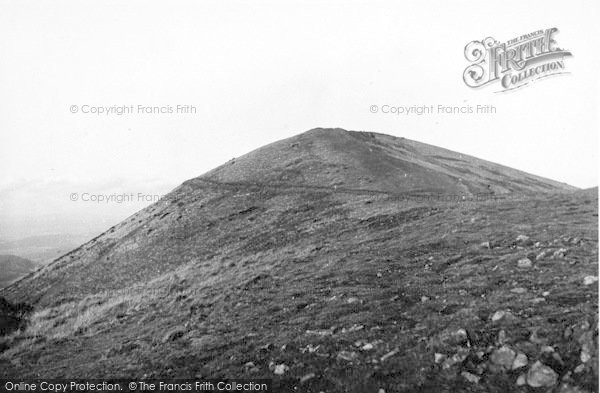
(1, 185), (597, 392)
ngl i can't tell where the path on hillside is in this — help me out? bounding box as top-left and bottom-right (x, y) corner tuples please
(183, 177), (527, 204)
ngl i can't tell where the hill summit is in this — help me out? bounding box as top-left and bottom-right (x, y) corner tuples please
(201, 128), (574, 196)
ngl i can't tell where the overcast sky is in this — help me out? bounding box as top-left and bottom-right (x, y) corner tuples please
(0, 0), (598, 240)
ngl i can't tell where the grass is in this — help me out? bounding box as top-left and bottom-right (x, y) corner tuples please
(0, 186), (595, 392)
(4, 292), (144, 347)
(0, 130), (596, 391)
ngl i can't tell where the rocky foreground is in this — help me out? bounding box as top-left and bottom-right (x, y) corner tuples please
(1, 188), (596, 392)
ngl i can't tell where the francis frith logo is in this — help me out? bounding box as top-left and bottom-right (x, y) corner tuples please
(463, 28), (572, 92)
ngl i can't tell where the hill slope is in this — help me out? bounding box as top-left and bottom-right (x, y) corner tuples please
(1, 129), (577, 306)
(0, 129), (596, 392)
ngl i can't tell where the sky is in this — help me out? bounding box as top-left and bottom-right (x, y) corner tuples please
(0, 0), (598, 240)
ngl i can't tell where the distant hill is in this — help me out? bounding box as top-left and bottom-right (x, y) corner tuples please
(0, 255), (35, 289)
(0, 234), (91, 265)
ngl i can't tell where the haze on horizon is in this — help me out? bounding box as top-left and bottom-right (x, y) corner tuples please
(0, 0), (598, 242)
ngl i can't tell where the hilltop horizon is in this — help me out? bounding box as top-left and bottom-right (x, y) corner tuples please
(0, 127), (585, 255)
(1, 127), (584, 295)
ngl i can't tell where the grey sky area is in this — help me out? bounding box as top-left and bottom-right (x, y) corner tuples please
(0, 0), (597, 242)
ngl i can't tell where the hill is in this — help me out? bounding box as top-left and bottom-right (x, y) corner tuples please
(0, 129), (597, 392)
(0, 254), (35, 289)
(0, 234), (92, 265)
(1, 129), (578, 306)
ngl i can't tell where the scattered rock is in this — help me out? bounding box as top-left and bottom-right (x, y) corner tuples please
(380, 348), (399, 362)
(341, 324), (364, 334)
(441, 357), (459, 370)
(336, 351), (358, 362)
(527, 361), (558, 388)
(541, 345), (555, 353)
(516, 235), (530, 243)
(491, 310), (514, 323)
(480, 241), (491, 249)
(583, 275), (598, 286)
(420, 296), (429, 302)
(346, 297), (360, 304)
(435, 328), (470, 347)
(306, 328), (334, 336)
(552, 248), (568, 259)
(536, 250), (548, 260)
(244, 362), (259, 373)
(273, 364), (289, 375)
(301, 344), (320, 353)
(497, 329), (507, 345)
(490, 346), (516, 369)
(441, 348), (469, 370)
(576, 329), (595, 364)
(517, 258), (533, 269)
(452, 348), (470, 363)
(551, 352), (565, 367)
(361, 343), (375, 351)
(511, 287), (527, 294)
(461, 371), (480, 383)
(434, 353), (445, 363)
(299, 373), (316, 384)
(512, 353), (528, 370)
(580, 350), (591, 363)
(453, 328), (469, 345)
(573, 364), (586, 374)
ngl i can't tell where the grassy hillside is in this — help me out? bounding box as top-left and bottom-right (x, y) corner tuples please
(0, 129), (596, 392)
